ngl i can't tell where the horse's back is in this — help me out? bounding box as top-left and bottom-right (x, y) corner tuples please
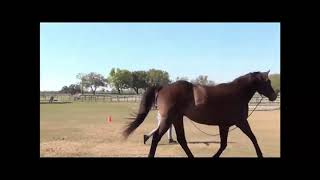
(157, 81), (194, 113)
(158, 81), (215, 107)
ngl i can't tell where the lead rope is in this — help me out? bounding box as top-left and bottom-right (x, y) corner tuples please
(188, 95), (264, 137)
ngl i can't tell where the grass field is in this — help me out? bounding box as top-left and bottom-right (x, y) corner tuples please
(40, 102), (280, 157)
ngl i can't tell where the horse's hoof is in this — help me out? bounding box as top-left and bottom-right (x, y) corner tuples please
(212, 155), (220, 158)
(169, 139), (177, 144)
(143, 135), (148, 144)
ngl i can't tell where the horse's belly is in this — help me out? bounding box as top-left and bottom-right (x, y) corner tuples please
(184, 106), (220, 125)
(183, 105), (241, 126)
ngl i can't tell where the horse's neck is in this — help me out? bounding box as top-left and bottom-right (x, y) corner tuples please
(232, 81), (256, 104)
(244, 89), (256, 104)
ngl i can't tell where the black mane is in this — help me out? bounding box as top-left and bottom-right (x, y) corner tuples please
(232, 71), (261, 83)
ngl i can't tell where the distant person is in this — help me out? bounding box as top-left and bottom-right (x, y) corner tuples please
(49, 96), (54, 103)
(73, 93), (81, 101)
(143, 91), (177, 144)
(144, 118), (176, 144)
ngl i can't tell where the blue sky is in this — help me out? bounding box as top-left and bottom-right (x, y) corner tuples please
(40, 23), (280, 91)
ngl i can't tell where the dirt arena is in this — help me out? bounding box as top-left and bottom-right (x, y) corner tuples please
(40, 102), (280, 157)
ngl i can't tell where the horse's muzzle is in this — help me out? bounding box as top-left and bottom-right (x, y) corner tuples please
(269, 90), (279, 101)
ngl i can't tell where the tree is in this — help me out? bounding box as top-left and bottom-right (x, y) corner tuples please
(107, 68), (132, 94)
(60, 84), (81, 95)
(207, 80), (215, 86)
(68, 84), (81, 95)
(147, 69), (171, 87)
(175, 76), (189, 82)
(191, 75), (208, 85)
(107, 68), (171, 93)
(191, 75), (215, 86)
(80, 72), (106, 95)
(130, 71), (148, 94)
(76, 73), (87, 94)
(60, 86), (69, 93)
(107, 68), (120, 94)
(269, 74), (280, 92)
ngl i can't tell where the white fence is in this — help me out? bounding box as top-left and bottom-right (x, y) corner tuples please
(40, 94), (142, 103)
(40, 92), (280, 111)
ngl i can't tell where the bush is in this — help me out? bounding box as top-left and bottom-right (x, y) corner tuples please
(269, 74), (280, 91)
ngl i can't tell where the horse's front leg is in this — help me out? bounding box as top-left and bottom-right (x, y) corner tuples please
(237, 120), (263, 158)
(212, 125), (229, 158)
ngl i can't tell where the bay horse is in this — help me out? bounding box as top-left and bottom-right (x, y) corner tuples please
(122, 71), (279, 158)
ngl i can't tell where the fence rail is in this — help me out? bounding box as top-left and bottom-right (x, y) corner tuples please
(40, 94), (142, 103)
(40, 93), (280, 108)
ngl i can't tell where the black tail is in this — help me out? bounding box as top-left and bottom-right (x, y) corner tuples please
(122, 86), (162, 139)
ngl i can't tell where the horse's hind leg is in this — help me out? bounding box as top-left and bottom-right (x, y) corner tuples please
(148, 115), (172, 157)
(237, 120), (263, 158)
(212, 125), (229, 158)
(172, 117), (194, 158)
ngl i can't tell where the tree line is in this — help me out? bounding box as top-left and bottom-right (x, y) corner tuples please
(60, 68), (216, 95)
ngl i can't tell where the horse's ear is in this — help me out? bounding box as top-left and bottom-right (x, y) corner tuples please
(262, 70), (270, 79)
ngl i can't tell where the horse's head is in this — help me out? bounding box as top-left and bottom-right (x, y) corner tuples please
(251, 70), (279, 101)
